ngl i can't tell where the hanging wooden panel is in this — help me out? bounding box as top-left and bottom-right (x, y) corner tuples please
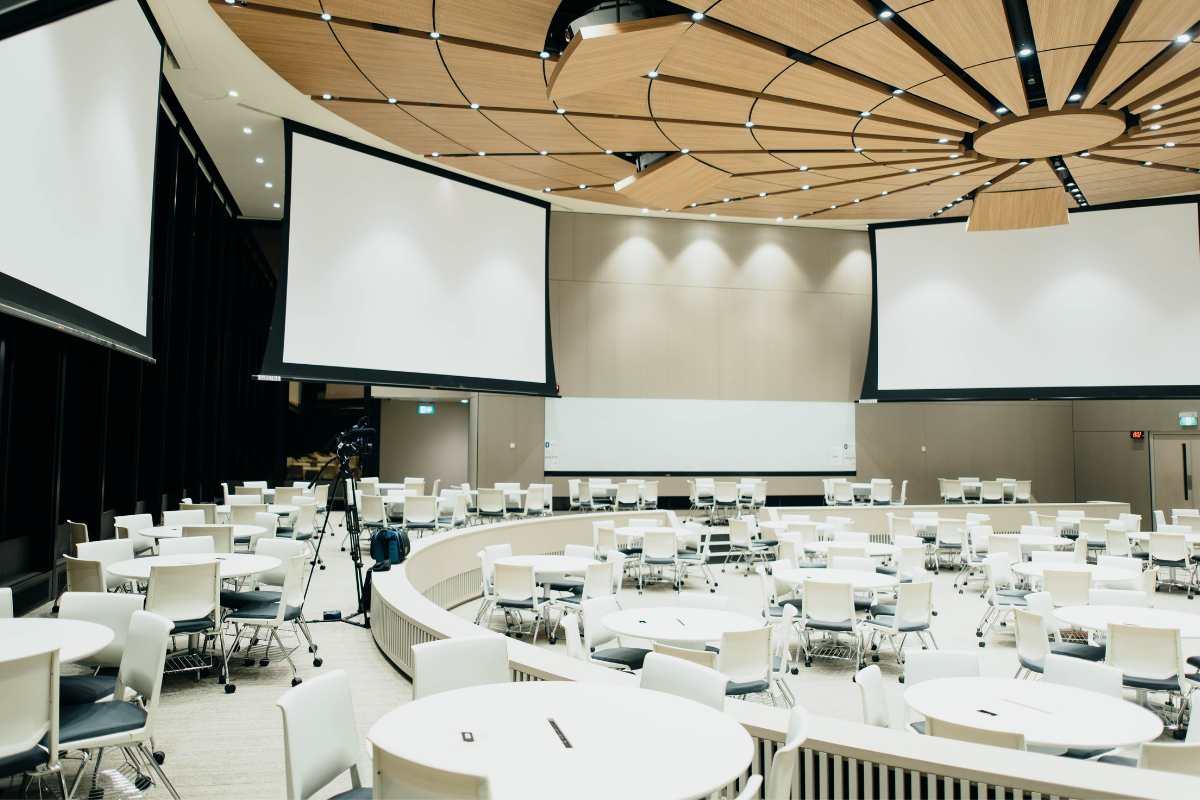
(547, 15), (692, 100)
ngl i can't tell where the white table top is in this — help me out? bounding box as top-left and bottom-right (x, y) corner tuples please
(493, 555), (597, 574)
(1012, 562), (1133, 583)
(1055, 605), (1200, 638)
(466, 489), (528, 496)
(216, 504), (298, 515)
(775, 567), (898, 591)
(140, 524), (267, 540)
(108, 553), (281, 580)
(994, 534), (1070, 547)
(603, 607), (762, 646)
(618, 526), (683, 539)
(904, 677), (1162, 750)
(0, 618), (115, 663)
(804, 541), (899, 557)
(761, 521), (834, 532)
(367, 681), (752, 800)
(1130, 530), (1200, 545)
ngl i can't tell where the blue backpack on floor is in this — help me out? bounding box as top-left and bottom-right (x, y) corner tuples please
(370, 526), (409, 566)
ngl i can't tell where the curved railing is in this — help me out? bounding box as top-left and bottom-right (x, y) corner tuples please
(370, 510), (1197, 800)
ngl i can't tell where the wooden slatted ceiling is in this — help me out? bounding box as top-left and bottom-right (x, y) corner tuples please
(968, 188), (1068, 230)
(433, 0), (559, 51)
(764, 62), (890, 114)
(479, 112), (600, 152)
(657, 122), (762, 150)
(714, 176), (801, 194)
(617, 154), (731, 209)
(555, 77), (652, 117)
(438, 44), (555, 110)
(853, 116), (955, 138)
(981, 158), (1061, 191)
(1120, 0), (1200, 42)
(552, 186), (645, 207)
(867, 96), (978, 131)
(943, 198), (972, 217)
(320, 0), (431, 30)
(750, 129), (857, 150)
(813, 22), (943, 89)
(694, 152), (796, 172)
(401, 107), (535, 152)
(649, 81), (755, 124)
(899, 0), (1015, 67)
(245, 0), (320, 13)
(705, 0), (875, 54)
(815, 162), (1009, 218)
(449, 157), (565, 190)
(1028, 0), (1117, 49)
(214, 6), (381, 99)
(549, 154), (638, 180)
(965, 60), (1030, 116)
(490, 156), (609, 187)
(547, 16), (692, 100)
(330, 24), (464, 104)
(657, 22), (793, 93)
(314, 99), (471, 154)
(561, 117), (677, 151)
(1131, 73), (1200, 110)
(751, 102), (859, 132)
(905, 75), (998, 122)
(1038, 46), (1092, 110)
(1109, 43), (1200, 108)
(1064, 155), (1200, 202)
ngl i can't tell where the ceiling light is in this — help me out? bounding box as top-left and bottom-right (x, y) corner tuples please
(1178, 34), (1192, 43)
(1055, 165), (1064, 170)
(691, 203), (697, 207)
(1068, 93), (1082, 101)
(935, 209), (943, 214)
(879, 9), (893, 18)
(431, 152), (439, 157)
(792, 215), (799, 219)
(579, 184), (587, 189)
(952, 171), (961, 176)
(223, 0), (234, 4)
(470, 103), (480, 109)
(265, 182), (272, 188)
(545, 187), (552, 192)
(647, 71), (659, 78)
(777, 217), (783, 221)
(956, 197), (962, 201)
(938, 138), (949, 144)
(1144, 161), (1153, 166)
(1018, 47), (1032, 56)
(387, 98), (396, 103)
(243, 127), (251, 133)
(539, 51), (550, 58)
(605, 149), (613, 154)
(946, 203), (953, 208)
(854, 147), (863, 152)
(1080, 151), (1090, 157)
(1152, 104), (1163, 110)
(723, 198), (730, 202)
(1150, 124), (1161, 130)
(908, 168), (918, 173)
(830, 205), (837, 209)
(745, 121), (755, 127)
(430, 31), (440, 38)
(995, 106), (1007, 114)
(322, 94), (331, 99)
(478, 151), (486, 156)
(461, 399), (469, 404)
(320, 12), (331, 20)
(540, 150), (548, 155)
(692, 12), (704, 21)
(800, 166), (808, 171)
(802, 185), (810, 190)
(854, 198), (860, 203)
(1166, 142), (1176, 147)
(983, 181), (992, 185)
(949, 154), (960, 158)
(273, 203), (280, 208)
(882, 191), (889, 195)
(1018, 160), (1029, 165)
(228, 90), (238, 97)
(860, 111), (871, 117)
(759, 192), (767, 197)
(1067, 182), (1074, 186)
(556, 108), (566, 114)
(710, 213), (716, 217)
(642, 208), (649, 213)
(255, 157), (263, 163)
(681, 148), (690, 154)
(892, 88), (904, 95)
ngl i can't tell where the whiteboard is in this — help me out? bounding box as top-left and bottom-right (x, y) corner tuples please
(544, 398), (856, 474)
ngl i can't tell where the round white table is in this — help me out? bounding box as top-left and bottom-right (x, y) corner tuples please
(602, 607), (762, 647)
(216, 504), (299, 516)
(140, 524), (267, 540)
(775, 567), (898, 592)
(1131, 531), (1200, 546)
(0, 618), (115, 663)
(1000, 534), (1070, 548)
(1012, 562), (1133, 583)
(761, 521), (834, 534)
(1055, 605), (1200, 639)
(493, 555), (596, 575)
(904, 677), (1162, 751)
(618, 526), (683, 539)
(108, 553), (281, 581)
(804, 541), (899, 557)
(367, 681), (752, 799)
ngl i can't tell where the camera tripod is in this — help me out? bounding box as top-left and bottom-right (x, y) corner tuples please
(303, 453), (369, 628)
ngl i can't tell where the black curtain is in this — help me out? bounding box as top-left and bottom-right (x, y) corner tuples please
(0, 83), (286, 614)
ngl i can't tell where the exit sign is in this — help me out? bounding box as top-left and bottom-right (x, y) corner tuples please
(418, 404), (434, 414)
(1182, 412), (1197, 427)
(1131, 430), (1145, 439)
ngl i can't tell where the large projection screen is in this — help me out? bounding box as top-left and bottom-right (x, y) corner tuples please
(260, 123), (556, 396)
(544, 397), (857, 475)
(864, 198), (1200, 401)
(0, 0), (162, 358)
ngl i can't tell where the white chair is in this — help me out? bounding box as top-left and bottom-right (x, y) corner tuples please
(728, 517), (772, 572)
(718, 625), (778, 706)
(871, 479), (893, 505)
(976, 552), (1030, 641)
(615, 481), (639, 511)
(934, 520), (966, 572)
(76, 539), (137, 592)
(146, 560), (231, 689)
(1100, 718), (1200, 773)
(1150, 531), (1190, 591)
(902, 651), (979, 733)
(112, 513), (156, 555)
(896, 479), (907, 505)
(1104, 525), (1134, 558)
(863, 579), (935, 666)
(240, 513), (277, 551)
(488, 563), (548, 641)
(516, 486), (543, 519)
(559, 611), (586, 662)
(410, 636), (509, 700)
(1042, 568), (1090, 607)
(0, 587), (11, 618)
(231, 503), (268, 527)
(1044, 652), (1122, 697)
(180, 502), (217, 524)
(1023, 591), (1105, 665)
(360, 494), (386, 532)
(58, 610), (179, 799)
(160, 535), (214, 556)
(800, 580), (862, 668)
(640, 480), (659, 510)
(57, 592), (146, 705)
(980, 480), (1004, 504)
(1107, 622), (1188, 725)
(64, 556), (107, 595)
(579, 595), (649, 671)
(1090, 587), (1150, 606)
(679, 523), (717, 592)
(927, 716), (1025, 750)
(713, 481), (740, 522)
(226, 555), (319, 687)
(549, 562), (613, 639)
(476, 488), (506, 522)
(855, 664), (891, 728)
(1013, 480), (1032, 503)
(0, 643), (66, 797)
(833, 481), (855, 506)
(163, 509), (205, 526)
(221, 538), (306, 611)
(942, 479), (964, 504)
(185, 524), (234, 553)
(1095, 554), (1143, 590)
(372, 743), (489, 799)
(639, 529), (681, 593)
(277, 669), (370, 800)
(640, 652), (726, 711)
(403, 496), (440, 537)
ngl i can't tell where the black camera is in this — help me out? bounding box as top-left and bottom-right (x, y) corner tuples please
(326, 416), (375, 457)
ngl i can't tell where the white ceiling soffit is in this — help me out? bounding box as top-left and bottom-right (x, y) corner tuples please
(371, 386), (475, 402)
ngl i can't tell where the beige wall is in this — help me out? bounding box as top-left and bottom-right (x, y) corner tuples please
(379, 399), (468, 488)
(476, 394), (544, 490)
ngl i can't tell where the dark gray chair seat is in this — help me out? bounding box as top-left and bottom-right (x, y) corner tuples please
(876, 565), (897, 575)
(1052, 642), (1105, 661)
(643, 557), (676, 565)
(495, 598), (535, 609)
(220, 588), (281, 609)
(854, 597), (872, 611)
(910, 721), (926, 734)
(757, 539), (779, 547)
(998, 588), (1032, 597)
(60, 700), (146, 743)
(725, 679), (770, 696)
(1019, 655), (1044, 673)
(60, 674), (118, 706)
(0, 742), (48, 779)
(231, 601), (302, 621)
(548, 580), (582, 593)
(988, 595), (1026, 608)
(1187, 655), (1200, 670)
(619, 548), (642, 555)
(592, 646), (649, 670)
(1123, 674), (1180, 692)
(805, 619), (854, 632)
(864, 615), (927, 633)
(1061, 747), (1113, 760)
(329, 788), (373, 800)
(1097, 755), (1137, 768)
(170, 617), (214, 634)
(1153, 558), (1187, 569)
(869, 603), (896, 617)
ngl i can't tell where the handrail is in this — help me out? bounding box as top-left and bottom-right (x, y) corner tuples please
(370, 510), (1200, 800)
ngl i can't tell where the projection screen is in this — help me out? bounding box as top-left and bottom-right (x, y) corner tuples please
(0, 0), (162, 359)
(863, 198), (1200, 401)
(544, 397), (857, 475)
(259, 123), (555, 395)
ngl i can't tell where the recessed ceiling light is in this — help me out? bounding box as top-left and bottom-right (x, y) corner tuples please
(461, 399), (469, 404)
(949, 154), (960, 158)
(1067, 182), (1075, 186)
(243, 127), (251, 133)
(854, 198), (860, 202)
(800, 165), (808, 171)
(605, 149), (613, 154)
(540, 150), (548, 155)
(470, 103), (480, 109)
(1166, 142), (1176, 147)
(556, 108), (566, 114)
(1144, 161), (1153, 166)
(387, 98), (396, 103)
(723, 198), (730, 202)
(908, 168), (918, 173)
(1150, 124), (1161, 130)
(692, 12), (704, 21)
(745, 121), (755, 127)
(322, 94), (331, 99)
(1068, 93), (1082, 101)
(273, 203), (280, 208)
(759, 192), (767, 197)
(938, 138), (949, 143)
(882, 190), (889, 195)
(255, 157), (263, 163)
(228, 90), (238, 97)
(478, 151), (486, 156)
(430, 31), (440, 38)
(854, 147), (863, 152)
(878, 9), (893, 18)
(710, 212), (716, 217)
(1080, 151), (1090, 156)
(892, 88), (904, 95)
(642, 208), (649, 213)
(1018, 160), (1029, 165)
(830, 205), (837, 209)
(860, 111), (871, 117)
(1055, 165), (1064, 170)
(956, 197), (962, 202)
(265, 182), (272, 188)
(1018, 47), (1033, 56)
(320, 12), (331, 20)
(983, 181), (992, 185)
(647, 71), (659, 78)
(1151, 104), (1163, 110)
(431, 152), (439, 157)
(792, 215), (799, 219)
(935, 209), (943, 214)
(952, 171), (961, 176)
(691, 203), (697, 207)
(579, 184), (587, 189)
(996, 106), (1008, 114)
(1177, 34), (1192, 43)
(223, 0), (234, 4)
(802, 185), (810, 190)
(545, 187), (552, 192)
(777, 216), (783, 221)
(539, 51), (550, 59)
(681, 148), (690, 154)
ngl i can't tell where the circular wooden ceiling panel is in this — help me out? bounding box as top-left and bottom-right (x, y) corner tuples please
(973, 109), (1128, 159)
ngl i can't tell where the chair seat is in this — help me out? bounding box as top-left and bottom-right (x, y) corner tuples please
(730, 543), (768, 551)
(329, 788), (373, 800)
(876, 565), (897, 575)
(1051, 642), (1106, 662)
(60, 699), (147, 744)
(619, 547), (642, 555)
(757, 539), (779, 547)
(988, 595), (1026, 608)
(220, 588), (282, 609)
(1097, 755), (1137, 768)
(1153, 558), (1187, 568)
(170, 617), (214, 634)
(1187, 655), (1200, 670)
(404, 522), (437, 529)
(853, 597), (872, 611)
(804, 619), (854, 632)
(938, 543), (961, 550)
(0, 742), (48, 779)
(643, 557), (676, 565)
(276, 526), (294, 534)
(60, 674), (118, 706)
(548, 580), (582, 593)
(1061, 748), (1113, 760)
(1123, 673), (1181, 692)
(864, 616), (928, 633)
(229, 602), (303, 622)
(998, 588), (1032, 597)
(910, 720), (926, 735)
(592, 646), (649, 670)
(869, 603), (896, 617)
(1019, 655), (1044, 674)
(725, 679), (770, 696)
(496, 599), (537, 609)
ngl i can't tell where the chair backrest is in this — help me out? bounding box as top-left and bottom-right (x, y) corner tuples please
(568, 479), (580, 503)
(937, 519), (966, 546)
(294, 503), (317, 536)
(58, 591), (145, 668)
(231, 504), (268, 526)
(718, 625), (771, 685)
(1104, 525), (1132, 556)
(892, 580), (933, 627)
(235, 485), (264, 499)
(404, 496), (439, 525)
(113, 513), (156, 554)
(854, 664), (890, 728)
(825, 515), (854, 529)
(66, 520), (88, 558)
(145, 561), (219, 622)
(827, 544), (866, 563)
(1089, 587), (1149, 607)
(927, 716), (1025, 750)
(64, 555), (106, 594)
(372, 743), (490, 799)
(986, 534), (1021, 565)
(1151, 531), (1189, 562)
(871, 480), (892, 503)
(1013, 608), (1052, 663)
(642, 481), (658, 504)
(727, 518), (753, 547)
(115, 609), (175, 737)
(0, 643), (59, 762)
(640, 652), (726, 711)
(481, 544), (512, 584)
(891, 516), (913, 538)
(1106, 622), (1184, 689)
(1014, 480), (1031, 501)
(477, 488), (505, 514)
(1058, 510), (1084, 520)
(404, 479), (425, 495)
(161, 535), (214, 556)
(652, 641), (718, 669)
(164, 509), (205, 526)
(580, 595), (622, 650)
(187, 525), (234, 553)
(1043, 653), (1122, 698)
(766, 707), (810, 800)
(522, 486), (543, 514)
(1042, 569), (1090, 607)
(253, 538), (307, 588)
(943, 479), (963, 500)
(833, 481), (855, 503)
(714, 481), (739, 503)
(410, 636), (510, 701)
(580, 561), (614, 600)
(605, 552), (626, 594)
(616, 482), (639, 505)
(179, 503), (217, 524)
(1137, 728), (1200, 776)
(560, 611), (585, 661)
(830, 555), (874, 573)
(904, 650), (980, 686)
(981, 480), (1004, 501)
(273, 487), (305, 506)
(77, 538), (137, 590)
(492, 563), (536, 603)
(361, 494), (386, 524)
(0, 587), (11, 618)
(1119, 513), (1142, 533)
(594, 523), (618, 557)
(803, 580), (855, 625)
(277, 668), (363, 800)
(897, 546), (925, 580)
(643, 529), (677, 560)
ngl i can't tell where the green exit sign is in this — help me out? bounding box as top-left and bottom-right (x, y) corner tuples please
(1182, 412), (1197, 427)
(418, 404), (434, 415)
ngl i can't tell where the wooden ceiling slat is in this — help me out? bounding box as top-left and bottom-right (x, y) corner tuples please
(869, 96), (978, 131)
(546, 15), (692, 100)
(649, 81), (755, 125)
(1084, 42), (1168, 107)
(854, 117), (956, 139)
(401, 106), (536, 152)
(657, 22), (794, 92)
(491, 156), (611, 186)
(448, 158), (563, 190)
(981, 158), (1061, 191)
(1130, 72), (1200, 110)
(433, 0), (559, 51)
(1119, 0), (1200, 42)
(770, 152), (874, 168)
(1108, 43), (1200, 109)
(749, 129), (857, 150)
(550, 154), (641, 181)
(614, 153), (731, 209)
(815, 161), (1008, 218)
(714, 176), (799, 194)
(1028, 0), (1117, 50)
(906, 75), (999, 122)
(764, 62), (889, 112)
(438, 44), (556, 110)
(479, 111), (601, 152)
(561, 117), (678, 151)
(751, 102), (858, 132)
(214, 6), (381, 99)
(900, 0), (1015, 67)
(554, 77), (653, 117)
(314, 99), (471, 154)
(813, 23), (943, 89)
(320, 0), (431, 30)
(694, 153), (796, 173)
(968, 187), (1069, 231)
(656, 122), (762, 150)
(965, 59), (1030, 116)
(1038, 46), (1092, 110)
(243, 0), (320, 13)
(330, 24), (463, 104)
(552, 186), (646, 207)
(706, 0), (875, 54)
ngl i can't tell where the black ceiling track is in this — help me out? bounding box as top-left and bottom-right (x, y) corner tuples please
(1003, 0), (1046, 109)
(1068, 0), (1136, 103)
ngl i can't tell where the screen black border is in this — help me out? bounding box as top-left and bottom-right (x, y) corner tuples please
(0, 0), (164, 361)
(260, 120), (558, 397)
(861, 193), (1200, 401)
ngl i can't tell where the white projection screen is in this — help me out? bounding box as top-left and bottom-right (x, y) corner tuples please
(864, 199), (1200, 400)
(0, 0), (162, 358)
(544, 398), (857, 474)
(261, 124), (555, 395)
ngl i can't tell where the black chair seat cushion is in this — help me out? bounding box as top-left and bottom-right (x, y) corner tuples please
(592, 646), (649, 670)
(1052, 642), (1106, 661)
(854, 597), (873, 611)
(221, 588), (282, 609)
(998, 588), (1033, 597)
(757, 539), (779, 548)
(939, 543), (962, 550)
(725, 679), (770, 696)
(864, 616), (928, 633)
(290, 532), (313, 542)
(276, 525), (294, 534)
(329, 788), (373, 800)
(617, 502), (638, 509)
(765, 606), (784, 618)
(60, 674), (118, 706)
(1123, 674), (1180, 692)
(548, 580), (582, 592)
(988, 595), (1026, 608)
(170, 617), (214, 634)
(870, 603), (896, 617)
(1188, 655), (1200, 670)
(876, 565), (898, 575)
(60, 700), (146, 744)
(496, 599), (536, 609)
(730, 543), (768, 551)
(1019, 655), (1045, 673)
(805, 619), (854, 632)
(781, 598), (804, 610)
(1153, 558), (1187, 568)
(230, 602), (302, 622)
(1132, 552), (1151, 560)
(619, 547), (642, 555)
(0, 742), (48, 779)
(644, 557), (676, 565)
(1061, 748), (1113, 760)
(1097, 755), (1137, 768)
(404, 522), (437, 529)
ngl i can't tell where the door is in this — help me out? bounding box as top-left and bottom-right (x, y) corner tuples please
(1152, 434), (1198, 519)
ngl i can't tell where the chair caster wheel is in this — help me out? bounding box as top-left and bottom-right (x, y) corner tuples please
(320, 565), (326, 570)
(898, 676), (905, 683)
(979, 642), (986, 648)
(52, 605), (59, 614)
(959, 590), (963, 595)
(225, 683), (237, 694)
(976, 630), (983, 637)
(308, 646), (313, 652)
(932, 611), (938, 616)
(291, 677), (302, 687)
(243, 659), (254, 666)
(711, 588), (716, 593)
(1174, 728), (1187, 740)
(549, 637), (557, 645)
(999, 621), (1006, 627)
(804, 660), (812, 668)
(872, 655), (879, 662)
(340, 547), (346, 551)
(260, 659), (270, 667)
(313, 658), (323, 667)
(153, 752), (165, 765)
(638, 591), (643, 595)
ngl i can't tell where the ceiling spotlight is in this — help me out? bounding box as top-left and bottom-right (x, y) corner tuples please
(322, 94), (331, 99)
(1018, 47), (1033, 56)
(647, 71), (659, 78)
(1144, 161), (1153, 166)
(228, 90), (238, 97)
(255, 157), (263, 163)
(540, 150), (548, 155)
(223, 0), (234, 4)
(854, 147), (863, 152)
(854, 198), (860, 203)
(777, 217), (783, 221)
(387, 98), (396, 103)
(830, 205), (837, 209)
(470, 103), (480, 109)
(265, 182), (272, 188)
(908, 168), (918, 173)
(1177, 34), (1192, 43)
(1055, 165), (1064, 170)
(996, 106), (1008, 114)
(983, 180), (992, 185)
(556, 108), (566, 114)
(539, 51), (550, 58)
(243, 127), (252, 133)
(692, 12), (704, 21)
(759, 192), (767, 197)
(1166, 142), (1176, 147)
(431, 152), (439, 157)
(691, 203), (697, 207)
(710, 212), (716, 217)
(799, 166), (808, 171)
(545, 187), (552, 192)
(937, 139), (950, 145)
(579, 184), (587, 189)
(892, 88), (904, 95)
(935, 209), (943, 214)
(1080, 151), (1090, 157)
(478, 151), (486, 156)
(879, 9), (893, 19)
(802, 185), (810, 190)
(681, 148), (690, 154)
(1068, 93), (1082, 101)
(952, 171), (961, 176)
(1067, 182), (1075, 186)
(1150, 124), (1161, 130)
(723, 198), (730, 202)
(949, 154), (960, 158)
(430, 31), (440, 39)
(1018, 160), (1029, 165)
(793, 215), (799, 219)
(882, 190), (889, 195)
(956, 197), (963, 201)
(274, 203), (280, 208)
(320, 12), (331, 20)
(1151, 104), (1164, 110)
(605, 149), (613, 154)
(642, 208), (649, 213)
(745, 121), (755, 127)
(860, 111), (871, 117)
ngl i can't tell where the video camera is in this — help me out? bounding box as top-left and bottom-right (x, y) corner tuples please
(326, 416), (376, 459)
